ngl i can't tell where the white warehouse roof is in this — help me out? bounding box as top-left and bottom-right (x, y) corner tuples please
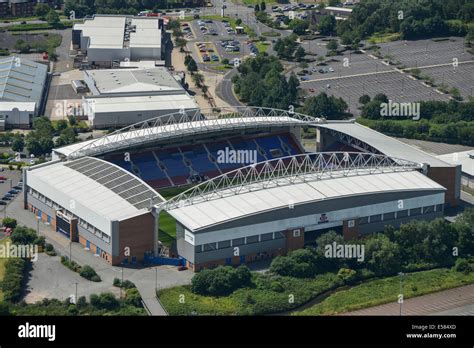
(84, 67), (184, 95)
(436, 151), (474, 176)
(74, 16), (126, 49)
(85, 94), (197, 114)
(0, 56), (48, 105)
(166, 170), (445, 231)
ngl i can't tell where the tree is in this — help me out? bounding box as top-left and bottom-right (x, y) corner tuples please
(192, 73), (204, 87)
(294, 46), (306, 61)
(46, 9), (60, 27)
(186, 58), (197, 73)
(254, 4), (260, 12)
(318, 15), (336, 35)
(56, 119), (68, 132)
(191, 265), (252, 296)
(10, 226), (37, 245)
(289, 19), (309, 35)
(364, 234), (401, 276)
(359, 95), (371, 105)
(300, 92), (348, 120)
(2, 217), (17, 229)
(175, 38), (187, 52)
(326, 39), (339, 51)
(15, 39), (31, 54)
(67, 115), (77, 126)
(260, 1), (266, 12)
(235, 18), (242, 26)
(12, 137), (24, 152)
(35, 3), (51, 20)
(90, 293), (119, 310)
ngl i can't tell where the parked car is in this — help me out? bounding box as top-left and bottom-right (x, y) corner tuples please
(8, 189), (19, 194)
(0, 201), (7, 205)
(13, 185), (22, 190)
(2, 196), (11, 201)
(300, 76), (309, 81)
(0, 176), (7, 180)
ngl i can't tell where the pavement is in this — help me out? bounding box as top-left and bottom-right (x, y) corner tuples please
(6, 194), (193, 315)
(343, 284), (474, 316)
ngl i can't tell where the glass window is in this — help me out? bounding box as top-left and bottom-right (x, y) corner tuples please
(384, 212), (395, 221)
(359, 217), (369, 225)
(246, 235), (259, 244)
(218, 240), (231, 249)
(274, 231), (285, 239)
(424, 205), (434, 214)
(370, 214), (381, 223)
(203, 243), (217, 252)
(195, 245), (202, 253)
(410, 208), (422, 216)
(397, 209), (409, 218)
(260, 232), (273, 241)
(232, 237), (245, 246)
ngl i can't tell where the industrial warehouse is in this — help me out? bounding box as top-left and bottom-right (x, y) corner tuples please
(22, 107), (461, 270)
(80, 66), (198, 128)
(72, 15), (170, 68)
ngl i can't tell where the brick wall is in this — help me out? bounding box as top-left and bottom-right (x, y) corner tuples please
(112, 212), (154, 265)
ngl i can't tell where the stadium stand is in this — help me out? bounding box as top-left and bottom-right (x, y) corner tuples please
(104, 133), (302, 189)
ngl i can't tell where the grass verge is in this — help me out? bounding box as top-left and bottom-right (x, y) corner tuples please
(296, 266), (474, 315)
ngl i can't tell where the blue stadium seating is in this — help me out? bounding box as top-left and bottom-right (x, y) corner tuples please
(105, 133), (302, 190)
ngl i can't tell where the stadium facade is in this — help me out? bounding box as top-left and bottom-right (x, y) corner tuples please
(23, 108), (461, 270)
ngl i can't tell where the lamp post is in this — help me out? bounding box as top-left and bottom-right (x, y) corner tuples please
(399, 272), (404, 316)
(75, 282), (78, 303)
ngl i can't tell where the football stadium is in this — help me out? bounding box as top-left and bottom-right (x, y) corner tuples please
(22, 107), (461, 270)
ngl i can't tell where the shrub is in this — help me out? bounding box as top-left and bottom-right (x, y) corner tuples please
(121, 280), (136, 289)
(124, 288), (142, 307)
(90, 292), (119, 310)
(1, 258), (26, 302)
(113, 278), (121, 287)
(76, 296), (87, 309)
(453, 258), (472, 274)
(191, 265), (252, 296)
(2, 217), (17, 229)
(337, 268), (357, 285)
(80, 265), (100, 281)
(90, 275), (101, 282)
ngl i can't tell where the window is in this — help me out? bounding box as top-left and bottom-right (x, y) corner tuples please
(246, 235), (259, 244)
(397, 209), (409, 218)
(260, 232), (273, 241)
(436, 204), (444, 212)
(359, 217), (369, 225)
(370, 214), (381, 223)
(347, 220), (355, 228)
(384, 212), (395, 221)
(293, 229), (301, 237)
(203, 243), (217, 252)
(424, 205), (434, 214)
(410, 207), (422, 216)
(232, 237), (245, 246)
(195, 245), (202, 253)
(274, 231), (285, 239)
(218, 240), (231, 249)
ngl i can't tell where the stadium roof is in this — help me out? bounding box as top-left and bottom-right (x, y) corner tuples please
(436, 150), (474, 176)
(0, 56), (48, 105)
(27, 157), (163, 229)
(317, 122), (452, 167)
(84, 68), (184, 95)
(165, 169), (444, 232)
(54, 107), (322, 159)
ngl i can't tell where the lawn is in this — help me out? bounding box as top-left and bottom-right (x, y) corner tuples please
(255, 41), (270, 53)
(296, 266), (474, 315)
(367, 32), (401, 44)
(0, 237), (11, 302)
(159, 211), (176, 247)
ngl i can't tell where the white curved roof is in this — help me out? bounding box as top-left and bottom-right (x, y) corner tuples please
(54, 115), (315, 158)
(27, 157), (163, 235)
(166, 170), (444, 232)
